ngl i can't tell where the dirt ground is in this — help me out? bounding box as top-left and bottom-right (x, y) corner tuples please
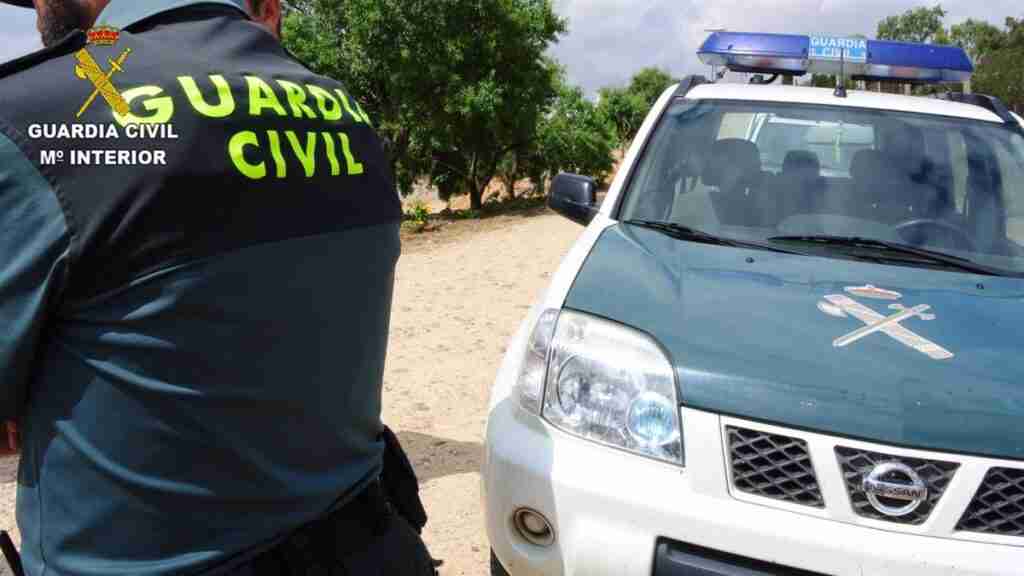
(0, 209), (582, 575)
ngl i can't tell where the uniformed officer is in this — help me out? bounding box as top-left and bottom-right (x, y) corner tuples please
(0, 1), (435, 574)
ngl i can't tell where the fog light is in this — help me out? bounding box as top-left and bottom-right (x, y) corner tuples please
(512, 508), (555, 547)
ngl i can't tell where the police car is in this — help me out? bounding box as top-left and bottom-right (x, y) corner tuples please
(483, 31), (1024, 576)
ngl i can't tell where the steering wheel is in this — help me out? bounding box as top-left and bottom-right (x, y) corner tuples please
(893, 218), (975, 252)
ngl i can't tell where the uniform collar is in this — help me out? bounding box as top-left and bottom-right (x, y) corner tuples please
(95, 0), (249, 29)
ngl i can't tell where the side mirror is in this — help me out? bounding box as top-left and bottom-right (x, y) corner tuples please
(549, 173), (598, 226)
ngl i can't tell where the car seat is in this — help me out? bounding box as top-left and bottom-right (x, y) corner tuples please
(703, 138), (765, 227)
(774, 150), (824, 224)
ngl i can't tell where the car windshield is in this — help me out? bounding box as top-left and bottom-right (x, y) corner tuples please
(620, 98), (1024, 274)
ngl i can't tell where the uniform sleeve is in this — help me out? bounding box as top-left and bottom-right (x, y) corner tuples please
(0, 130), (71, 422)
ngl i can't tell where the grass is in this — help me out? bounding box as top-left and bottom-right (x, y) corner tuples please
(402, 194), (549, 234)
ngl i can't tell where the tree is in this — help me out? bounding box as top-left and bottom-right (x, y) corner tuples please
(597, 67), (676, 146)
(496, 76), (617, 198)
(596, 87), (648, 146)
(877, 5), (948, 43)
(972, 18), (1024, 112)
(948, 19), (1007, 62)
(627, 68), (676, 109)
(529, 82), (617, 191)
(283, 0), (567, 209)
(973, 47), (1024, 112)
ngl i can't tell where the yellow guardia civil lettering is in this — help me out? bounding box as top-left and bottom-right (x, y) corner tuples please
(306, 85), (344, 122)
(246, 76), (288, 117)
(322, 132), (341, 176)
(229, 131), (266, 180)
(178, 75), (235, 118)
(170, 74), (372, 180)
(276, 80), (319, 120)
(335, 90), (368, 125)
(338, 132), (364, 175)
(228, 130), (364, 180)
(286, 131), (317, 177)
(267, 130), (287, 178)
(113, 85), (175, 126)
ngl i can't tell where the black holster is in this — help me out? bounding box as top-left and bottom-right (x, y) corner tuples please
(1, 530), (24, 576)
(378, 425), (428, 534)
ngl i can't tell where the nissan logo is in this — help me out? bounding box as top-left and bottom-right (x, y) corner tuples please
(862, 462), (928, 517)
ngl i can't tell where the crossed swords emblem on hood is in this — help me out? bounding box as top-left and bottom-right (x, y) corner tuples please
(817, 285), (954, 360)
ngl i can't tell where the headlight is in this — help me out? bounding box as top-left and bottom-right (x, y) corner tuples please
(516, 308), (683, 465)
(517, 309), (560, 414)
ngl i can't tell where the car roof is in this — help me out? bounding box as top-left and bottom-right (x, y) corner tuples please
(685, 83), (1005, 124)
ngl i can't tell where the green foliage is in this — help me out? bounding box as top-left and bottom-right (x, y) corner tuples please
(596, 87), (647, 146)
(523, 80), (617, 194)
(973, 44), (1024, 112)
(597, 67), (676, 145)
(872, 7), (1023, 110)
(947, 19), (1007, 61)
(970, 19), (1019, 112)
(808, 74), (837, 88)
(627, 68), (676, 109)
(404, 200), (431, 232)
(877, 5), (948, 43)
(283, 0), (567, 210)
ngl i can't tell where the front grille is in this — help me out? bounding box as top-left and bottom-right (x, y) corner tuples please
(727, 426), (823, 508)
(835, 447), (958, 525)
(957, 467), (1024, 536)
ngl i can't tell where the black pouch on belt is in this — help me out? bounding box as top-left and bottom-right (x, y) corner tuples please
(378, 425), (428, 534)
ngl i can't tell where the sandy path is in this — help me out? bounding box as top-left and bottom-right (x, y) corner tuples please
(386, 212), (580, 575)
(0, 211), (581, 575)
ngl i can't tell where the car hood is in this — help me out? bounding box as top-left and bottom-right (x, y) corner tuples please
(565, 224), (1024, 460)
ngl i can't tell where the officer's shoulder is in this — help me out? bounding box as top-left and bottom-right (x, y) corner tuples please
(278, 47), (350, 91)
(0, 31), (86, 82)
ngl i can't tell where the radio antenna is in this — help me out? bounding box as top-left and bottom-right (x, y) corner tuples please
(834, 47), (848, 98)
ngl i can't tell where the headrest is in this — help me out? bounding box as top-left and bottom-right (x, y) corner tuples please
(880, 122), (926, 177)
(850, 149), (885, 182)
(782, 150), (820, 177)
(703, 139), (761, 187)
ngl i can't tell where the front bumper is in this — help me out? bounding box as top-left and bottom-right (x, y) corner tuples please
(482, 401), (1024, 576)
(653, 539), (826, 575)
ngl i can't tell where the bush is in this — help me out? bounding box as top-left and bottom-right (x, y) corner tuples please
(404, 200), (431, 232)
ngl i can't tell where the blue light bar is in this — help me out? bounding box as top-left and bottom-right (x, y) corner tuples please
(860, 39), (973, 83)
(697, 32), (973, 84)
(698, 32), (809, 74)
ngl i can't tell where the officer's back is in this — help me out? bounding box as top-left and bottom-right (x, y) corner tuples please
(0, 1), (404, 573)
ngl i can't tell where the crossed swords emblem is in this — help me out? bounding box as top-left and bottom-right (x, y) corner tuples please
(74, 47), (132, 118)
(818, 285), (954, 360)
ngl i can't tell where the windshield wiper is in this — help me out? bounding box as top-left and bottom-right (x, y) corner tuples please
(624, 220), (806, 255)
(768, 234), (1007, 276)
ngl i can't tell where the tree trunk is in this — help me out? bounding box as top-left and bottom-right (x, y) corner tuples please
(505, 155), (518, 199)
(531, 172), (549, 197)
(470, 186), (484, 211)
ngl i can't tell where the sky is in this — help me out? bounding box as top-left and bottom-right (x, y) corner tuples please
(0, 1), (1020, 95)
